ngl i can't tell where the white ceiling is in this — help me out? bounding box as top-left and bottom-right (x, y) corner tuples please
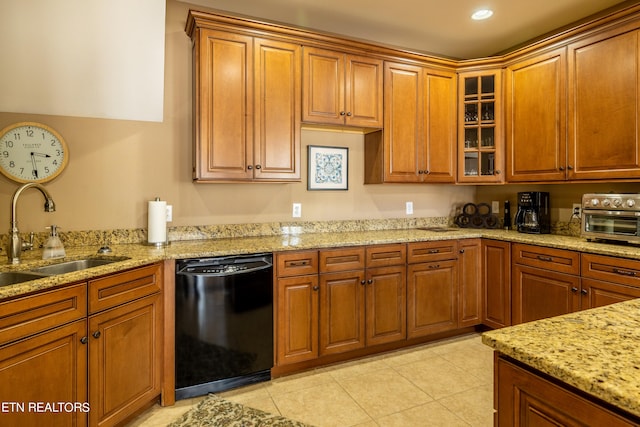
(180, 0), (630, 59)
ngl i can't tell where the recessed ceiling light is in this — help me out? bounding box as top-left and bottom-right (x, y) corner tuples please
(471, 9), (494, 20)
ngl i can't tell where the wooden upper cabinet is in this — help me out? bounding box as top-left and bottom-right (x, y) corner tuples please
(192, 28), (301, 182)
(568, 24), (640, 180)
(253, 38), (302, 180)
(303, 47), (383, 128)
(369, 61), (456, 183)
(457, 69), (503, 183)
(506, 48), (567, 182)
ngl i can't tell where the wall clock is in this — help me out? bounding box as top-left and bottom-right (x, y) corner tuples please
(0, 122), (69, 183)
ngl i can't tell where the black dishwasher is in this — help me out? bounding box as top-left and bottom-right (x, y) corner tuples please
(175, 253), (273, 400)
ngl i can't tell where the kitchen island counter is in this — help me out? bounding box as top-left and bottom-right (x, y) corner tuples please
(482, 299), (640, 420)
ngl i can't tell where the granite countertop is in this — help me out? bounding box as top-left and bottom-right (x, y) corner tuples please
(482, 300), (640, 419)
(2, 227), (640, 301)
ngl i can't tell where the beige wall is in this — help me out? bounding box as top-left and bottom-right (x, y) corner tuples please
(0, 0), (475, 234)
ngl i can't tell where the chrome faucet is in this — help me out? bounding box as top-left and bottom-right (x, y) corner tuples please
(8, 183), (56, 264)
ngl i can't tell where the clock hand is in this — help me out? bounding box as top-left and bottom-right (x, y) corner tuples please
(31, 152), (39, 178)
(31, 152), (51, 158)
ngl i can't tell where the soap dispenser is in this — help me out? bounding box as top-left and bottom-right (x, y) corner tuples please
(42, 225), (66, 259)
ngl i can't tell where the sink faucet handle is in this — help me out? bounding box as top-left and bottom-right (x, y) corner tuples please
(22, 232), (35, 251)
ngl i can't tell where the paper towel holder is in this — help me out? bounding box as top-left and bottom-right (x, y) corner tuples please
(146, 196), (171, 247)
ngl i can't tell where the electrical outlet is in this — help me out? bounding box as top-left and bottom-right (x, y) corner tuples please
(406, 201), (413, 215)
(492, 200), (500, 214)
(165, 205), (173, 222)
(572, 203), (582, 217)
(292, 203), (302, 218)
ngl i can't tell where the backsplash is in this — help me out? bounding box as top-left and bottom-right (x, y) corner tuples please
(0, 216), (582, 252)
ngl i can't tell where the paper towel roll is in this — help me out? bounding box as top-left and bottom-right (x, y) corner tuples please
(148, 199), (167, 244)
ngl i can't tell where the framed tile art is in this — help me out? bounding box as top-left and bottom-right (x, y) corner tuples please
(307, 145), (348, 190)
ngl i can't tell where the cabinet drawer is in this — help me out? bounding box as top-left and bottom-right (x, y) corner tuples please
(407, 241), (457, 264)
(366, 243), (406, 268)
(512, 243), (580, 275)
(89, 263), (162, 314)
(276, 250), (319, 277)
(320, 247), (365, 273)
(0, 283), (87, 345)
(581, 253), (640, 288)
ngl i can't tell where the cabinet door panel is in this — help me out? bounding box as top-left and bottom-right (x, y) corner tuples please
(512, 265), (580, 324)
(89, 294), (161, 427)
(254, 38), (301, 180)
(320, 271), (366, 355)
(276, 275), (319, 365)
(582, 278), (640, 309)
(303, 47), (344, 124)
(568, 28), (640, 179)
(346, 55), (383, 127)
(423, 68), (457, 182)
(384, 62), (422, 182)
(458, 239), (482, 327)
(0, 320), (87, 427)
(366, 266), (406, 345)
(483, 240), (511, 329)
(195, 29), (253, 180)
(506, 48), (567, 182)
(407, 261), (457, 338)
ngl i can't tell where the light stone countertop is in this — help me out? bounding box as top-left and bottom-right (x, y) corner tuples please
(482, 300), (640, 419)
(2, 227), (640, 301)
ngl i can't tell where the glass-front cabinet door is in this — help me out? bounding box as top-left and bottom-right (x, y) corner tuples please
(458, 70), (503, 183)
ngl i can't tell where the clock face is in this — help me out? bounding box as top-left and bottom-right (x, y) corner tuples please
(0, 122), (68, 183)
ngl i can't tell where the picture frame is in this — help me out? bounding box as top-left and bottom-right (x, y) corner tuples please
(307, 145), (349, 190)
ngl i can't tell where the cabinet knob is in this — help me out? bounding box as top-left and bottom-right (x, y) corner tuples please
(459, 249), (465, 254)
(80, 336), (88, 345)
(367, 279), (373, 285)
(346, 112), (352, 117)
(581, 289), (588, 295)
(247, 165), (253, 170)
(567, 165), (574, 170)
(418, 170), (424, 174)
(571, 287), (578, 293)
(424, 170), (429, 174)
(494, 170), (501, 175)
(340, 111), (346, 116)
(255, 165), (262, 170)
(312, 286), (319, 291)
(559, 166), (565, 171)
(92, 331), (101, 339)
(360, 280), (366, 285)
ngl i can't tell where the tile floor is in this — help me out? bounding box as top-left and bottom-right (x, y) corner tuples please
(129, 332), (495, 427)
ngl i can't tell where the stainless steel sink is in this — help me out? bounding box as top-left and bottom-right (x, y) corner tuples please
(29, 257), (130, 275)
(0, 271), (48, 287)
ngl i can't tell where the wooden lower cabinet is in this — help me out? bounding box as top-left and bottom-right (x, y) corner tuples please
(276, 274), (319, 365)
(365, 265), (406, 345)
(407, 260), (457, 338)
(583, 278), (640, 309)
(512, 265), (581, 324)
(483, 239), (511, 329)
(0, 320), (88, 427)
(320, 270), (365, 355)
(89, 293), (162, 427)
(0, 263), (163, 427)
(496, 355), (638, 426)
(458, 239), (482, 327)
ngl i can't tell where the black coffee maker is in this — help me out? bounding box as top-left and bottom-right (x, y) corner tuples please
(515, 192), (550, 234)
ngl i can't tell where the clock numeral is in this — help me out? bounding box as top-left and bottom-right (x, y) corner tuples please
(44, 166), (50, 174)
(12, 133), (20, 140)
(26, 129), (34, 137)
(3, 141), (13, 148)
(9, 161), (15, 168)
(2, 151), (8, 158)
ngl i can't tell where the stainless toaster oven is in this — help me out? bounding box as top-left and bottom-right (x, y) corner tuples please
(582, 193), (640, 244)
